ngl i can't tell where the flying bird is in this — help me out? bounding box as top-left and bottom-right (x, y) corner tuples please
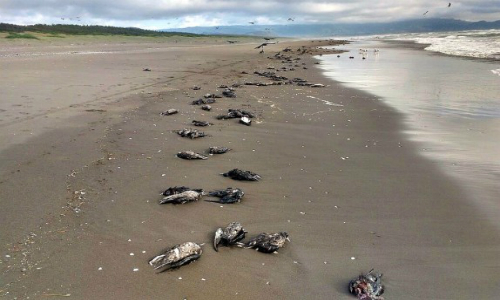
(423, 10), (429, 15)
(448, 2), (451, 7)
(255, 42), (276, 54)
(215, 26), (219, 29)
(287, 18), (295, 21)
(249, 21), (255, 25)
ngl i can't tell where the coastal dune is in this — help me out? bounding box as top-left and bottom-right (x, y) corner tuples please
(0, 37), (498, 299)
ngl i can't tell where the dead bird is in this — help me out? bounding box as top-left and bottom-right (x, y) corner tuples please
(222, 89), (236, 98)
(239, 232), (289, 253)
(209, 146), (231, 154)
(204, 93), (222, 99)
(177, 151), (208, 160)
(348, 269), (384, 300)
(192, 99), (206, 105)
(160, 189), (205, 204)
(206, 188), (244, 204)
(239, 116), (251, 126)
(192, 98), (216, 105)
(160, 109), (178, 116)
(192, 120), (212, 127)
(311, 83), (325, 88)
(176, 128), (206, 139)
(230, 109), (254, 118)
(213, 222), (247, 251)
(216, 109), (255, 120)
(201, 105), (211, 111)
(149, 242), (202, 272)
(292, 77), (308, 84)
(222, 169), (261, 181)
(162, 186), (203, 197)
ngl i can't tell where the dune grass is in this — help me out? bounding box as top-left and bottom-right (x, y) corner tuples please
(5, 32), (39, 39)
(46, 33), (65, 38)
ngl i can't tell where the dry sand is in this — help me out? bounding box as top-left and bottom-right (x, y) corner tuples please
(0, 35), (499, 299)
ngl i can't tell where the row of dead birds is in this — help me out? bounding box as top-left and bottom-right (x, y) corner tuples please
(176, 146), (230, 160)
(149, 222), (290, 271)
(161, 84), (254, 130)
(150, 85), (295, 288)
(152, 51), (384, 299)
(172, 108), (256, 139)
(160, 185), (246, 205)
(158, 170), (260, 205)
(151, 83), (283, 274)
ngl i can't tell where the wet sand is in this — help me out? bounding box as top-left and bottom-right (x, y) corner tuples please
(0, 36), (499, 299)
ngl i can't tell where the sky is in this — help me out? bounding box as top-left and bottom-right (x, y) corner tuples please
(1, 0), (499, 30)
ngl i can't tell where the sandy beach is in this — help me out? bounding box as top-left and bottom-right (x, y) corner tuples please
(1, 35), (499, 299)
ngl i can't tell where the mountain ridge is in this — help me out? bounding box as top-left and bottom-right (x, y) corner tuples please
(162, 18), (500, 37)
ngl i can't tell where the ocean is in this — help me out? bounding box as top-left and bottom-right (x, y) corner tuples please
(316, 30), (500, 227)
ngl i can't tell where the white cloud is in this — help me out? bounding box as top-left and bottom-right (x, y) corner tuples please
(0, 0), (499, 28)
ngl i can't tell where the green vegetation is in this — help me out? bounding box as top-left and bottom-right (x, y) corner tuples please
(0, 23), (202, 37)
(46, 34), (65, 38)
(5, 32), (39, 39)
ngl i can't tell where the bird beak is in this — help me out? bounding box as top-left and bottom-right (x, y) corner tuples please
(213, 228), (223, 252)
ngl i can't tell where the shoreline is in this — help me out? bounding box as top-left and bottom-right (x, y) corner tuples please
(1, 37), (499, 299)
(316, 38), (500, 232)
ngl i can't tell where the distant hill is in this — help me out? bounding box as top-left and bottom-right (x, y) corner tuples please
(0, 23), (201, 37)
(162, 18), (500, 37)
